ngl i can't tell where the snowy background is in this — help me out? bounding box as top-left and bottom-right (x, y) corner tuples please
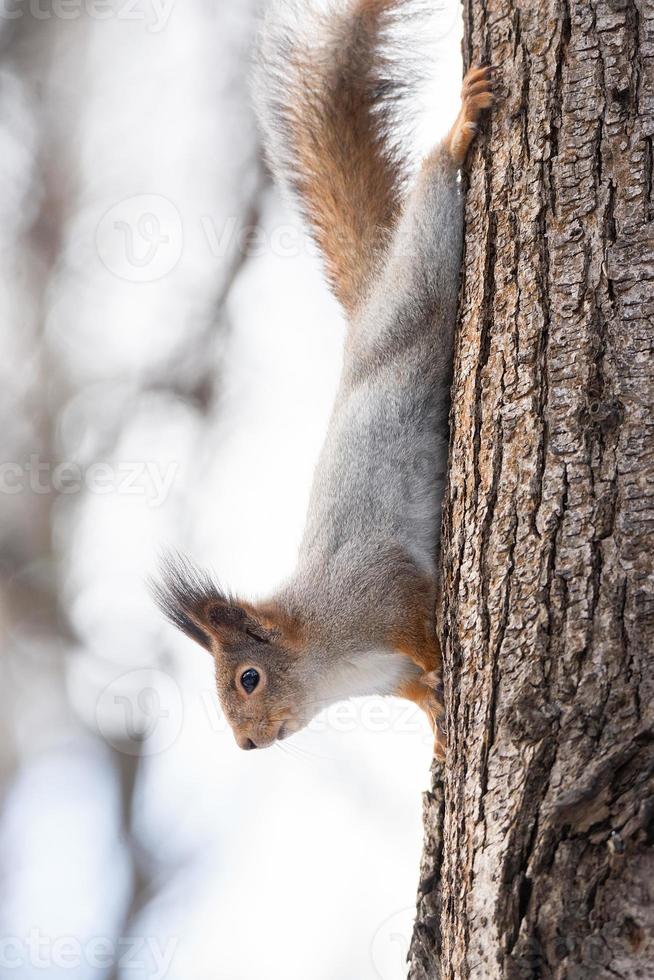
(0, 1), (461, 977)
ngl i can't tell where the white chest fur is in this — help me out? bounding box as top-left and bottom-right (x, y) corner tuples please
(314, 647), (419, 708)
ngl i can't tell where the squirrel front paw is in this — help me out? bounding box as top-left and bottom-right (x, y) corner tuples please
(420, 671), (446, 762)
(446, 65), (495, 165)
(397, 670), (446, 759)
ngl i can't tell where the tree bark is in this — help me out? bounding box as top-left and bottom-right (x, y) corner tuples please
(409, 1), (654, 977)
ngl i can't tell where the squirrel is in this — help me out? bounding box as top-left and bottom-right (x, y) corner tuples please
(154, 0), (493, 759)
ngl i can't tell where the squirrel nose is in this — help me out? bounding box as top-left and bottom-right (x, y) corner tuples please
(243, 738), (258, 751)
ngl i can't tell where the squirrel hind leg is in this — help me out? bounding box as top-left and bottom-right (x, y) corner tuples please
(444, 64), (495, 166)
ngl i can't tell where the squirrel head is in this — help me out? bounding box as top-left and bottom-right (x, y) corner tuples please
(152, 555), (310, 750)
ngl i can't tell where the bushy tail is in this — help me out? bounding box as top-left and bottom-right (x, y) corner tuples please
(254, 0), (427, 315)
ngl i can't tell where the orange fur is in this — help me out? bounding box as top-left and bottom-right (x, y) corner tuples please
(284, 0), (410, 313)
(384, 576), (445, 758)
(386, 574), (440, 674)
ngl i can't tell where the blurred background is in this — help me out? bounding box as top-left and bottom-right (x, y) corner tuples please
(0, 1), (461, 977)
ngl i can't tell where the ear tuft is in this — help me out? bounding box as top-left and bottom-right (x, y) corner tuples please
(150, 552), (225, 651)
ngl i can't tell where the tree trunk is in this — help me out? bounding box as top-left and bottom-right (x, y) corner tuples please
(409, 1), (654, 978)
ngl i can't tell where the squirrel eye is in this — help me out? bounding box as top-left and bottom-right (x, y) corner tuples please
(240, 668), (260, 694)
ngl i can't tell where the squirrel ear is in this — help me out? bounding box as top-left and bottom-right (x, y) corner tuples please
(151, 553), (227, 653)
(151, 553), (294, 652)
(206, 600), (248, 632)
(207, 600), (276, 644)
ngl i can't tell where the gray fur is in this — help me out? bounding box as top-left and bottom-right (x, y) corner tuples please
(282, 154), (461, 649)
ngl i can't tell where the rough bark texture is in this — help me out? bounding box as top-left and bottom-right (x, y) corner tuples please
(409, 1), (654, 978)
(410, 766), (446, 979)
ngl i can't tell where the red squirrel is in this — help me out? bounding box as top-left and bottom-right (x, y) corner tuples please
(154, 0), (493, 759)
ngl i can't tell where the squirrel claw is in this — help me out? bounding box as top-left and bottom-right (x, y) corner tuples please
(446, 64), (495, 165)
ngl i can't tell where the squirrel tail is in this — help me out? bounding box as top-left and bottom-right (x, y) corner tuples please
(253, 0), (428, 315)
